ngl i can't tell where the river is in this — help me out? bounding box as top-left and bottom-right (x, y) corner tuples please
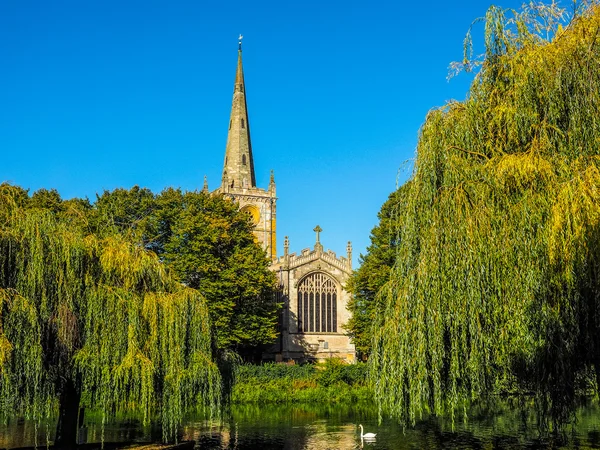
(3, 401), (600, 449)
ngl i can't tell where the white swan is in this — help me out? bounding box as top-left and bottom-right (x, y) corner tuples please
(359, 424), (376, 439)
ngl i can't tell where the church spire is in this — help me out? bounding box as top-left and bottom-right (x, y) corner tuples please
(221, 35), (256, 191)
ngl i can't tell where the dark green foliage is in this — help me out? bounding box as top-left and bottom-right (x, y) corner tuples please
(318, 358), (367, 387)
(334, 360), (368, 385)
(93, 186), (157, 244)
(232, 361), (371, 404)
(345, 186), (407, 356)
(370, 2), (600, 428)
(158, 190), (278, 352)
(29, 188), (64, 214)
(93, 187), (280, 352)
(234, 362), (314, 381)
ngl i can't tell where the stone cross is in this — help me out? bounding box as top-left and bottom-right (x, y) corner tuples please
(313, 225), (322, 244)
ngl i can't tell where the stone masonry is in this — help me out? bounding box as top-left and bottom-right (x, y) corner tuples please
(211, 40), (355, 361)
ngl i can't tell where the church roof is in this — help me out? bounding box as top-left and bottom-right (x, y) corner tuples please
(274, 229), (353, 274)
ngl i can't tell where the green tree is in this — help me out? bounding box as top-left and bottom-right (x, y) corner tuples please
(370, 3), (600, 428)
(345, 186), (407, 357)
(29, 188), (64, 213)
(93, 187), (279, 356)
(0, 184), (220, 445)
(156, 190), (279, 355)
(93, 185), (156, 243)
(1, 184), (29, 207)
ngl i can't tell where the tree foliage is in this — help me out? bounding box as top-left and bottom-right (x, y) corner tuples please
(0, 184), (221, 444)
(93, 187), (279, 353)
(370, 2), (600, 428)
(345, 186), (407, 356)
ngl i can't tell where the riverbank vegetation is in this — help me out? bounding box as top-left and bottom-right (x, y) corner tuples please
(231, 360), (371, 404)
(370, 1), (600, 429)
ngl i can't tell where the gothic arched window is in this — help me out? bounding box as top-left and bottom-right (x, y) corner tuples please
(242, 154), (247, 165)
(297, 272), (337, 333)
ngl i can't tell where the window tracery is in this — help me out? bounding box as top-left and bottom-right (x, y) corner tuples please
(297, 272), (337, 333)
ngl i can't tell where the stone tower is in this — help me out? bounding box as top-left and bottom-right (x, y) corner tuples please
(214, 38), (277, 260)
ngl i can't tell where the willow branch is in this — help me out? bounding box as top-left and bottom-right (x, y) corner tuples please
(447, 145), (489, 160)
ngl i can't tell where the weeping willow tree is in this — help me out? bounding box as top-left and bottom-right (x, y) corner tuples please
(370, 2), (600, 428)
(0, 184), (221, 445)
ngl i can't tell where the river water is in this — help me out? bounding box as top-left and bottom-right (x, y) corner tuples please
(3, 402), (600, 449)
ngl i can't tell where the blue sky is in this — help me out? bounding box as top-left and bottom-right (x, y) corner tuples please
(1, 0), (535, 265)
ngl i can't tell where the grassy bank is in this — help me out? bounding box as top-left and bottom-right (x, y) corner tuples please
(231, 360), (372, 404)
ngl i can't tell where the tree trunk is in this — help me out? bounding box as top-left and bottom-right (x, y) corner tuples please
(55, 377), (82, 448)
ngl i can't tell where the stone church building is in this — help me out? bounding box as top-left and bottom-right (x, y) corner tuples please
(209, 40), (355, 363)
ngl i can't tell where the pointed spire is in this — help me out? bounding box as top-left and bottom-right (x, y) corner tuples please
(202, 175), (209, 193)
(221, 37), (255, 191)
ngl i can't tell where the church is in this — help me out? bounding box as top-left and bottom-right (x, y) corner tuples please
(209, 39), (356, 363)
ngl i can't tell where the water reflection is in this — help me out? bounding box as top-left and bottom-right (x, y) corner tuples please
(192, 420), (363, 450)
(187, 402), (600, 450)
(3, 401), (600, 449)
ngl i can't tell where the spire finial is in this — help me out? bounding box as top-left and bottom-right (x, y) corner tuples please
(202, 175), (209, 193)
(238, 34), (243, 51)
(270, 169), (275, 184)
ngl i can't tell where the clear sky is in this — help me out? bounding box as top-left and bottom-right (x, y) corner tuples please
(1, 0), (536, 266)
